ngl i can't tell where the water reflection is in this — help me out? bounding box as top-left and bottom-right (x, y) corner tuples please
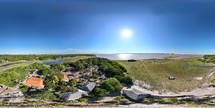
(118, 54), (132, 60)
(44, 57), (62, 65)
(96, 53), (201, 60)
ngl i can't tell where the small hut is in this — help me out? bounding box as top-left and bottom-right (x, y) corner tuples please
(123, 88), (150, 101)
(60, 89), (88, 101)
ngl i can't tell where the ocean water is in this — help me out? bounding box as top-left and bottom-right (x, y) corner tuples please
(96, 53), (202, 60)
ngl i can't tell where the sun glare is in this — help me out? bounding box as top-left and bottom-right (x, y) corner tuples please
(118, 53), (131, 60)
(121, 29), (133, 38)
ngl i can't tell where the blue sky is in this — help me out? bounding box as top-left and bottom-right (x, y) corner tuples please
(1, 0), (215, 54)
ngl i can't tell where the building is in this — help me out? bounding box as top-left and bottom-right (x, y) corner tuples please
(80, 82), (96, 92)
(0, 84), (23, 98)
(23, 77), (44, 89)
(123, 88), (150, 101)
(0, 84), (24, 103)
(61, 74), (69, 82)
(60, 89), (88, 101)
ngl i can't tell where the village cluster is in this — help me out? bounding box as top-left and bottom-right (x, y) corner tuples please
(0, 58), (151, 105)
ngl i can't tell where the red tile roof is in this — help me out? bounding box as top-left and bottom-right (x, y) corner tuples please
(74, 77), (80, 82)
(62, 74), (69, 82)
(23, 77), (44, 89)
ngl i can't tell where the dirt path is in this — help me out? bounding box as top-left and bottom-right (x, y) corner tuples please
(204, 67), (215, 86)
(0, 61), (39, 72)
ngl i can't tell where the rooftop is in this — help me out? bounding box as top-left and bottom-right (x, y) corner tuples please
(62, 74), (69, 82)
(23, 77), (44, 89)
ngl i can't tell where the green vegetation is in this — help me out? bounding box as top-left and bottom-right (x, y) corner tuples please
(78, 98), (89, 102)
(0, 54), (95, 62)
(62, 56), (95, 63)
(93, 78), (122, 97)
(64, 58), (132, 85)
(28, 62), (46, 70)
(100, 78), (122, 92)
(93, 87), (108, 97)
(0, 57), (131, 102)
(26, 90), (57, 101)
(117, 57), (212, 92)
(200, 55), (215, 84)
(0, 67), (28, 87)
(200, 55), (215, 63)
(211, 76), (215, 84)
(0, 62), (52, 87)
(50, 64), (65, 71)
(142, 98), (180, 104)
(39, 68), (54, 76)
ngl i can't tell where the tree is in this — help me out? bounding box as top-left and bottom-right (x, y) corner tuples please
(28, 63), (46, 70)
(93, 88), (108, 97)
(100, 78), (122, 93)
(68, 79), (77, 87)
(19, 84), (29, 93)
(114, 75), (133, 85)
(40, 68), (54, 76)
(50, 64), (65, 71)
(55, 73), (64, 80)
(28, 90), (57, 101)
(44, 75), (58, 89)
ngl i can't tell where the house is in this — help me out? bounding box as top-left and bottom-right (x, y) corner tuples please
(23, 77), (44, 89)
(61, 74), (69, 82)
(0, 84), (24, 103)
(74, 77), (80, 82)
(29, 70), (40, 77)
(0, 84), (23, 98)
(80, 82), (96, 92)
(60, 89), (88, 101)
(123, 87), (150, 101)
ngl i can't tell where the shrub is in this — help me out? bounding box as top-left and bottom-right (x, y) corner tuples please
(39, 68), (54, 76)
(28, 90), (57, 101)
(100, 78), (122, 92)
(68, 79), (77, 87)
(0, 67), (28, 87)
(50, 64), (65, 71)
(93, 88), (108, 97)
(114, 75), (133, 85)
(28, 63), (46, 70)
(19, 84), (29, 93)
(79, 98), (89, 102)
(93, 78), (122, 97)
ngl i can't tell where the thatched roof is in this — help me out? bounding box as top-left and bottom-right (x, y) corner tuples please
(0, 84), (23, 98)
(60, 89), (88, 101)
(123, 88), (150, 101)
(61, 74), (69, 82)
(81, 82), (96, 92)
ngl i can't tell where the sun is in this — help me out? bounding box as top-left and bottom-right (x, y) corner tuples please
(121, 29), (133, 38)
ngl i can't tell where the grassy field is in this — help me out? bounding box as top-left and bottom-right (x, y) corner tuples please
(0, 61), (38, 73)
(117, 57), (213, 92)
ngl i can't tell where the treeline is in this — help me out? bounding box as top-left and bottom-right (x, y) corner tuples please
(0, 54), (95, 62)
(64, 58), (132, 97)
(0, 57), (132, 100)
(0, 62), (66, 87)
(0, 67), (29, 87)
(20, 63), (78, 100)
(64, 58), (132, 85)
(199, 55), (215, 63)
